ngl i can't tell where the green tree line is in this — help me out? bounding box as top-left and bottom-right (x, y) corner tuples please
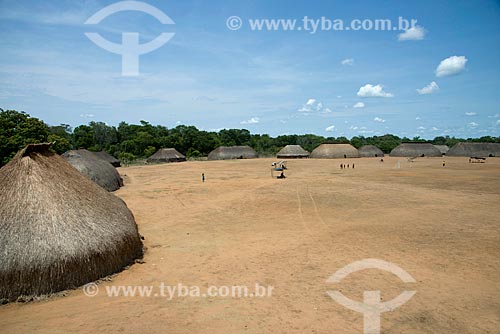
(1, 109), (499, 166)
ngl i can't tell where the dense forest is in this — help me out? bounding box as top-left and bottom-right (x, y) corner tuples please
(1, 108), (499, 166)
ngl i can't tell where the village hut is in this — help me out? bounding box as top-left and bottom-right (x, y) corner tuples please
(146, 148), (186, 163)
(62, 149), (123, 191)
(0, 143), (143, 302)
(310, 144), (360, 159)
(207, 146), (258, 160)
(390, 143), (442, 157)
(433, 145), (450, 155)
(276, 145), (310, 159)
(358, 145), (384, 157)
(94, 151), (121, 167)
(447, 142), (500, 157)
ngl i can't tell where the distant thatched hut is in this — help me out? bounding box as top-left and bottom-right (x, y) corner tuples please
(94, 151), (121, 167)
(146, 148), (186, 163)
(433, 145), (449, 156)
(390, 143), (441, 157)
(62, 149), (123, 192)
(208, 146), (257, 160)
(358, 145), (384, 157)
(447, 142), (500, 157)
(310, 144), (360, 159)
(276, 145), (309, 159)
(0, 143), (143, 302)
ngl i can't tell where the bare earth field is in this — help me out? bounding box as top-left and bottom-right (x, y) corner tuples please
(1, 157), (499, 334)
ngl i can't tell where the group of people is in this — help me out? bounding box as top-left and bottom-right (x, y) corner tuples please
(340, 163), (354, 170)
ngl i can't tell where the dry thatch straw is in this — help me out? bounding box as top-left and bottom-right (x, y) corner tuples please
(447, 142), (500, 157)
(390, 143), (442, 157)
(94, 151), (121, 167)
(358, 145), (384, 157)
(276, 145), (310, 159)
(146, 148), (186, 163)
(433, 145), (449, 155)
(62, 149), (123, 192)
(310, 144), (360, 159)
(207, 146), (258, 160)
(0, 143), (143, 302)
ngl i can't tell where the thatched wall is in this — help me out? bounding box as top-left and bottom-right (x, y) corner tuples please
(208, 146), (257, 160)
(447, 142), (500, 157)
(0, 143), (143, 302)
(276, 145), (309, 158)
(358, 145), (384, 157)
(390, 143), (442, 157)
(146, 148), (186, 163)
(62, 149), (123, 191)
(94, 151), (121, 167)
(310, 144), (360, 159)
(433, 145), (449, 155)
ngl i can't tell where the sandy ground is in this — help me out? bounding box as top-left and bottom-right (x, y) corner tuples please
(1, 157), (499, 333)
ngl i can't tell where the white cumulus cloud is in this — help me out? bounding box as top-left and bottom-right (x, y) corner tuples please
(465, 112), (477, 116)
(374, 117), (386, 123)
(417, 81), (439, 95)
(468, 122), (479, 128)
(341, 58), (354, 66)
(298, 98), (331, 114)
(353, 102), (365, 108)
(325, 125), (335, 132)
(357, 84), (394, 98)
(398, 26), (426, 41)
(240, 117), (260, 125)
(436, 56), (468, 77)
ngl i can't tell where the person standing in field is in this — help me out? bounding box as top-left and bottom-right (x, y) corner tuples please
(202, 173), (205, 182)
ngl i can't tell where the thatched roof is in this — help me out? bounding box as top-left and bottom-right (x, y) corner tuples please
(94, 151), (121, 167)
(310, 144), (360, 159)
(62, 149), (123, 192)
(276, 145), (309, 158)
(358, 145), (384, 157)
(146, 148), (186, 163)
(447, 142), (500, 157)
(207, 146), (257, 160)
(390, 143), (441, 157)
(0, 143), (143, 302)
(433, 145), (449, 155)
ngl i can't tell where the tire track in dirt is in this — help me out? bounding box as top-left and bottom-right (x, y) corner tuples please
(295, 184), (336, 256)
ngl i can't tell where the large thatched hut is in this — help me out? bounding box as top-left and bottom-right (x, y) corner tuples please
(433, 145), (449, 155)
(276, 145), (309, 159)
(390, 143), (442, 157)
(310, 144), (360, 159)
(94, 151), (121, 167)
(358, 145), (384, 157)
(208, 146), (257, 160)
(0, 143), (143, 302)
(146, 148), (186, 163)
(62, 149), (123, 191)
(447, 142), (500, 157)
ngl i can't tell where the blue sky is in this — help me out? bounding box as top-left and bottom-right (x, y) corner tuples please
(0, 0), (499, 138)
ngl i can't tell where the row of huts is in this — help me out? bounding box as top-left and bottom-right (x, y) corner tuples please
(146, 142), (500, 163)
(1, 140), (499, 302)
